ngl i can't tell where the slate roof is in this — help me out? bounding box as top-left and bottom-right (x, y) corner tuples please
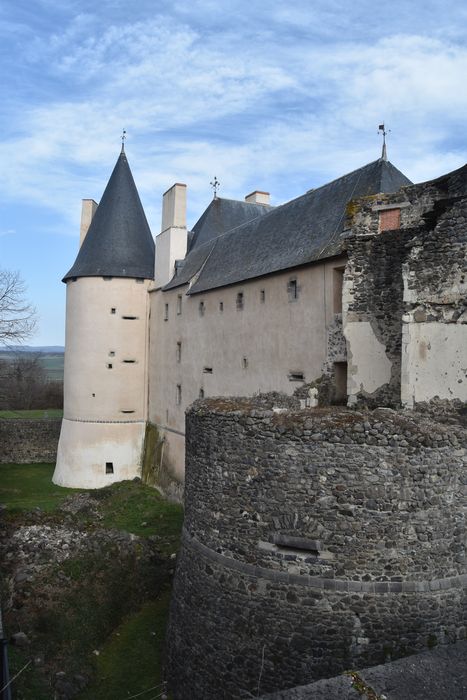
(164, 158), (412, 294)
(63, 150), (155, 282)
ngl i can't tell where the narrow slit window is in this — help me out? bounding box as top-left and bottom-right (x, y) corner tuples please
(176, 342), (182, 363)
(242, 357), (248, 369)
(199, 388), (205, 399)
(260, 289), (265, 303)
(177, 295), (182, 315)
(219, 301), (224, 313)
(236, 292), (244, 310)
(288, 371), (304, 382)
(164, 304), (169, 321)
(199, 301), (205, 317)
(123, 359), (136, 364)
(203, 367), (213, 374)
(122, 315), (138, 320)
(287, 279), (298, 301)
(111, 308), (116, 314)
(121, 409), (135, 414)
(105, 462), (114, 474)
(176, 384), (182, 405)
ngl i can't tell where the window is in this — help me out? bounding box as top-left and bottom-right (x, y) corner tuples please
(288, 371), (304, 382)
(333, 267), (345, 314)
(107, 363), (113, 369)
(176, 384), (182, 405)
(219, 301), (224, 313)
(111, 308), (116, 314)
(199, 301), (205, 317)
(176, 341), (182, 363)
(121, 409), (135, 413)
(287, 279), (298, 301)
(236, 292), (244, 310)
(333, 362), (348, 405)
(123, 359), (136, 364)
(242, 357), (248, 369)
(164, 304), (169, 321)
(105, 462), (114, 474)
(199, 388), (205, 399)
(203, 367), (213, 374)
(109, 351), (115, 357)
(260, 289), (265, 303)
(177, 295), (182, 315)
(122, 315), (138, 320)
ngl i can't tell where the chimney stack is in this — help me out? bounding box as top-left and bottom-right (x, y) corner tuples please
(155, 183), (188, 287)
(79, 199), (98, 247)
(245, 191), (270, 205)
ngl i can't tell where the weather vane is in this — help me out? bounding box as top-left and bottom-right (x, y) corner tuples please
(121, 129), (127, 152)
(378, 123), (390, 161)
(210, 176), (220, 199)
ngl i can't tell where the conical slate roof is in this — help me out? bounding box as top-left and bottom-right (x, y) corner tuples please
(63, 150), (155, 281)
(164, 157), (412, 293)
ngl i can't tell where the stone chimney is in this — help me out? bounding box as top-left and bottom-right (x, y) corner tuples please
(79, 199), (98, 247)
(245, 191), (270, 205)
(155, 183), (188, 287)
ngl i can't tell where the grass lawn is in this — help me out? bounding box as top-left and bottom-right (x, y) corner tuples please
(0, 408), (63, 419)
(0, 462), (80, 512)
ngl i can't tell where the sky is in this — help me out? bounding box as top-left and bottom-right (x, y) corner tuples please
(1, 0), (467, 345)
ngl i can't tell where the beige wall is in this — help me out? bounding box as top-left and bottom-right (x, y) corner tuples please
(148, 256), (346, 482)
(54, 276), (151, 488)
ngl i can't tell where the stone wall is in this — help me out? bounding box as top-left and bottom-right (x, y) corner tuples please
(167, 398), (467, 699)
(344, 163), (467, 410)
(0, 419), (61, 464)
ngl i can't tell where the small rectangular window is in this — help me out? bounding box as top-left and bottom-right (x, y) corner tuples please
(164, 304), (169, 321)
(242, 357), (248, 369)
(203, 367), (213, 374)
(288, 279), (298, 301)
(288, 371), (304, 382)
(176, 341), (182, 363)
(199, 301), (205, 317)
(176, 384), (182, 405)
(177, 295), (182, 315)
(122, 315), (138, 320)
(199, 388), (205, 399)
(123, 359), (136, 364)
(109, 351), (115, 357)
(107, 363), (113, 369)
(219, 301), (224, 312)
(105, 462), (114, 474)
(121, 409), (135, 413)
(236, 292), (244, 310)
(260, 290), (265, 303)
(111, 308), (116, 314)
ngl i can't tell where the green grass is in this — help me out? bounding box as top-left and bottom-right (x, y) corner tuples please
(0, 408), (63, 419)
(79, 592), (171, 700)
(0, 463), (81, 512)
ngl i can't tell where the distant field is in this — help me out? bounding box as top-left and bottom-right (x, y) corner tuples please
(0, 351), (64, 381)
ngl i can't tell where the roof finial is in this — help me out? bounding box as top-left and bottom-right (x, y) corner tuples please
(210, 176), (220, 199)
(121, 129), (126, 153)
(378, 123), (390, 161)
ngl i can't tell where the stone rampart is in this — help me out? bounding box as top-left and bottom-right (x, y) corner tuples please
(0, 418), (61, 464)
(167, 398), (467, 699)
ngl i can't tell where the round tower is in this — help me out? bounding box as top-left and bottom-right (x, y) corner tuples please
(53, 148), (155, 488)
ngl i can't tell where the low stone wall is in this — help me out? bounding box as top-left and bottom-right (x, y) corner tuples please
(167, 398), (467, 699)
(0, 419), (61, 464)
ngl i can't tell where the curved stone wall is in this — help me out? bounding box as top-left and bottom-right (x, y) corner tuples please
(167, 398), (467, 698)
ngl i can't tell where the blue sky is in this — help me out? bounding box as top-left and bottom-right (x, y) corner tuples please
(1, 0), (467, 345)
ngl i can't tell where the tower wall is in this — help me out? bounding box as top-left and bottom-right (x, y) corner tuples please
(167, 398), (467, 698)
(53, 276), (151, 488)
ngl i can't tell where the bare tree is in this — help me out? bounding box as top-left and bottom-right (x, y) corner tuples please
(0, 269), (37, 344)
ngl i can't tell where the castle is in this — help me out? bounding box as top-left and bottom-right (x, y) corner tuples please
(53, 144), (467, 493)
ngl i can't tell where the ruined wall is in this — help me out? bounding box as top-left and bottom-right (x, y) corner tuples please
(0, 419), (61, 463)
(167, 398), (467, 699)
(344, 164), (467, 409)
